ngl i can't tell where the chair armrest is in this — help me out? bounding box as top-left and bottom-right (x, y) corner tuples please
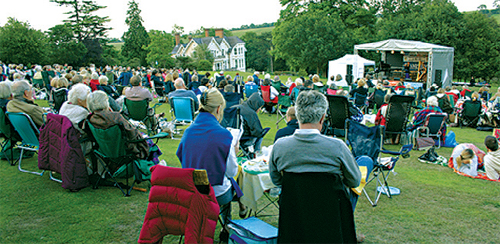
(151, 103), (163, 109)
(129, 132), (169, 143)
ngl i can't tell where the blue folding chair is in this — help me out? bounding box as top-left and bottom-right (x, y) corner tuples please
(6, 112), (45, 176)
(414, 113), (447, 148)
(170, 97), (195, 125)
(244, 84), (258, 99)
(346, 119), (412, 206)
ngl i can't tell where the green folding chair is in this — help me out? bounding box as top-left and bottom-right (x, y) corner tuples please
(6, 112), (44, 176)
(87, 122), (168, 196)
(123, 98), (162, 136)
(0, 109), (21, 165)
(276, 95), (292, 129)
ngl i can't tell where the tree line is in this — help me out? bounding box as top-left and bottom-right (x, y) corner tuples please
(1, 0), (500, 82)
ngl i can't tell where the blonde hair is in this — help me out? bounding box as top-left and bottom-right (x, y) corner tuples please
(247, 76), (254, 82)
(471, 92), (480, 101)
(357, 78), (366, 88)
(437, 88), (445, 94)
(165, 73), (173, 82)
(312, 74), (320, 83)
(50, 77), (59, 88)
(457, 148), (474, 168)
(199, 88), (226, 121)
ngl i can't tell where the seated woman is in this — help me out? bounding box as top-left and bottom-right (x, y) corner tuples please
(86, 91), (157, 162)
(451, 143), (486, 177)
(349, 78), (368, 97)
(411, 96), (444, 130)
(436, 88), (454, 114)
(99, 75), (120, 99)
(337, 90), (363, 123)
(176, 88), (247, 226)
(59, 83), (91, 131)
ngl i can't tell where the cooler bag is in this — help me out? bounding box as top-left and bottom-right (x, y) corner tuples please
(227, 217), (278, 244)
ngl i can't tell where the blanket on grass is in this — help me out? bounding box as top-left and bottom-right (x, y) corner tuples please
(417, 149), (500, 182)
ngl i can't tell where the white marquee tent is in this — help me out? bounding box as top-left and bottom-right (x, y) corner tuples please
(354, 39), (454, 88)
(327, 54), (375, 85)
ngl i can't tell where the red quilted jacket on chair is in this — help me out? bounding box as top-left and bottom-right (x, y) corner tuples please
(138, 166), (220, 244)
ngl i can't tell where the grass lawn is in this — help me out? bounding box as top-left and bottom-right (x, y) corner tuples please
(231, 27), (274, 38)
(1, 95), (499, 243)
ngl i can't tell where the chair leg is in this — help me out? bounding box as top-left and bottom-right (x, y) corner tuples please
(17, 148), (43, 176)
(49, 171), (62, 183)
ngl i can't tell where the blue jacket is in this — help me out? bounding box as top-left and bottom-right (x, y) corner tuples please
(177, 112), (232, 186)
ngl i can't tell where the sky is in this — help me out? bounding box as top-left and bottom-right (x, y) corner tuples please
(0, 0), (496, 39)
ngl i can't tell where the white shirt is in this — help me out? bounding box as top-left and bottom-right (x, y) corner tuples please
(213, 145), (238, 197)
(484, 149), (500, 180)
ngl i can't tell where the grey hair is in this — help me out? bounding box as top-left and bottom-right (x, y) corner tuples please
(91, 72), (99, 80)
(0, 82), (12, 99)
(11, 80), (31, 98)
(427, 96), (439, 107)
(87, 90), (109, 112)
(68, 83), (91, 104)
(99, 75), (108, 85)
(295, 90), (328, 124)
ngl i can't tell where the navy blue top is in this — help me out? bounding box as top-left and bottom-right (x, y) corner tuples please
(177, 112), (232, 186)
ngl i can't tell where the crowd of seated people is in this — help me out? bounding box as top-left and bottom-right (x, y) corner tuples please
(4, 60), (500, 243)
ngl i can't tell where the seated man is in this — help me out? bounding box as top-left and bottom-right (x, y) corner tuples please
(268, 90), (362, 243)
(484, 136), (500, 180)
(59, 83), (91, 130)
(124, 75), (153, 102)
(274, 106), (298, 142)
(7, 80), (45, 128)
(168, 78), (199, 111)
(124, 75), (159, 131)
(223, 84), (242, 108)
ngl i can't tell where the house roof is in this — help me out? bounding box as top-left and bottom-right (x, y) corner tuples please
(171, 44), (187, 55)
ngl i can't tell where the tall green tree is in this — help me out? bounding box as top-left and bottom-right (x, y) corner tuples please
(144, 30), (175, 68)
(50, 0), (111, 41)
(51, 0), (111, 65)
(241, 31), (272, 71)
(122, 0), (150, 66)
(0, 17), (49, 64)
(47, 23), (87, 65)
(273, 8), (351, 74)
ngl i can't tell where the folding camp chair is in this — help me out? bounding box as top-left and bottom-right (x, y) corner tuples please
(414, 113), (447, 148)
(324, 95), (350, 137)
(51, 88), (68, 113)
(6, 112), (44, 176)
(86, 122), (167, 196)
(244, 84), (258, 99)
(0, 109), (21, 165)
(223, 92), (241, 109)
(123, 98), (162, 136)
(459, 100), (482, 128)
(384, 95), (415, 146)
(220, 106), (241, 129)
(353, 92), (368, 114)
(276, 95), (292, 129)
(260, 85), (278, 113)
(346, 119), (412, 207)
(170, 97), (196, 137)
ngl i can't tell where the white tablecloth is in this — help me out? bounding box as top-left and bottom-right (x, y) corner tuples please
(239, 170), (277, 211)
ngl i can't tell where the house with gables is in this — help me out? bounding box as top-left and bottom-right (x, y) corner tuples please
(171, 28), (247, 72)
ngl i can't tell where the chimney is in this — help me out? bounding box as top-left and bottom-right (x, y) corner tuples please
(175, 33), (180, 46)
(204, 28), (209, 38)
(188, 35), (192, 42)
(215, 28), (224, 38)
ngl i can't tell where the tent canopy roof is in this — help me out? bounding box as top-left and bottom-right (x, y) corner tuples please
(330, 54), (375, 65)
(354, 39), (454, 53)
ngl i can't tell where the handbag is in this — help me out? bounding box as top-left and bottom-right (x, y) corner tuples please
(415, 137), (435, 151)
